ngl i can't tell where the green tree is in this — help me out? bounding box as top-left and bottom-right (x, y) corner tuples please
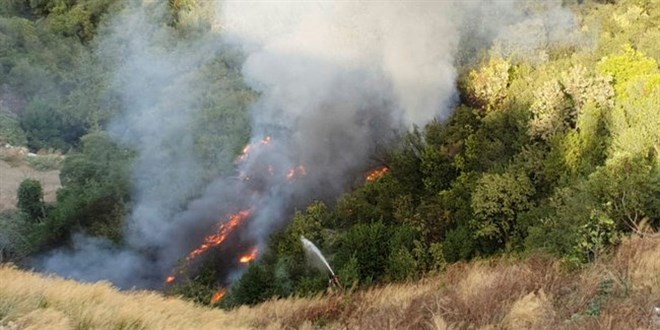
(464, 57), (511, 111)
(386, 247), (417, 281)
(335, 222), (390, 283)
(0, 113), (28, 146)
(471, 172), (535, 249)
(589, 154), (660, 231)
(17, 178), (45, 221)
(230, 264), (275, 306)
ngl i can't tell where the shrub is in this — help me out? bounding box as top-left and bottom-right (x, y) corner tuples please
(0, 113), (28, 146)
(17, 178), (45, 221)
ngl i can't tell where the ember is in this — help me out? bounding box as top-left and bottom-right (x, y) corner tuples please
(366, 166), (389, 182)
(211, 288), (227, 304)
(237, 136), (272, 162)
(239, 247), (258, 264)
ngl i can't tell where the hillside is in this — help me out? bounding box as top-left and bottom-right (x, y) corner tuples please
(0, 146), (61, 211)
(0, 0), (659, 323)
(1, 236), (658, 330)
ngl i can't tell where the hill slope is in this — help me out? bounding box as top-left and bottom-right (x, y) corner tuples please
(1, 236), (658, 330)
(0, 146), (61, 211)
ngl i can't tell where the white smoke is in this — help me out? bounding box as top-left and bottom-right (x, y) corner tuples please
(35, 0), (581, 289)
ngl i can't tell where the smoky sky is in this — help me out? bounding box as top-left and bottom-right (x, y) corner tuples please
(34, 0), (582, 289)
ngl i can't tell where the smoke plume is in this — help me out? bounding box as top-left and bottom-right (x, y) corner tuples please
(35, 0), (580, 289)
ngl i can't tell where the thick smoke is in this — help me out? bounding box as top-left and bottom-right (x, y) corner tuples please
(35, 0), (580, 289)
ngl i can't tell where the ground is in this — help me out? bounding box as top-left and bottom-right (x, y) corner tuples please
(0, 146), (61, 212)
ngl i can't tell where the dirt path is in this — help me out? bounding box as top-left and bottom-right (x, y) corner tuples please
(0, 159), (60, 211)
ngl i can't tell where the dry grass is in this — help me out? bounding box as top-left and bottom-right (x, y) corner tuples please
(0, 265), (249, 329)
(2, 236), (659, 329)
(0, 158), (60, 212)
(243, 236), (659, 329)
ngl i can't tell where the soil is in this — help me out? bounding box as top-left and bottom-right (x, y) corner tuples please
(0, 159), (60, 211)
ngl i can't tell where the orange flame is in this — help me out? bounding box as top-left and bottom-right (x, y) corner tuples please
(186, 209), (251, 261)
(237, 136), (272, 162)
(211, 288), (227, 304)
(239, 247), (259, 264)
(165, 275), (176, 284)
(366, 166), (389, 182)
(286, 165), (307, 181)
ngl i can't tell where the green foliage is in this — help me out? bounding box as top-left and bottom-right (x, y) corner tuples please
(20, 97), (86, 151)
(36, 132), (134, 244)
(337, 255), (360, 289)
(335, 222), (390, 284)
(3, 0), (657, 309)
(0, 112), (27, 146)
(26, 153), (63, 171)
(0, 210), (33, 260)
(229, 264), (275, 306)
(464, 57), (512, 111)
(386, 247), (417, 281)
(471, 172), (535, 248)
(597, 45), (658, 95)
(442, 225), (476, 263)
(181, 0), (660, 307)
(17, 178), (45, 221)
(169, 265), (218, 305)
(575, 210), (620, 262)
(588, 154), (660, 231)
(528, 79), (571, 141)
(585, 277), (614, 317)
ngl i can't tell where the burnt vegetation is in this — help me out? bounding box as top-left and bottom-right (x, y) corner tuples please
(0, 0), (658, 325)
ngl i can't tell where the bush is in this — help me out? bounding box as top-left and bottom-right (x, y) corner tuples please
(0, 113), (28, 146)
(17, 178), (45, 221)
(230, 264), (275, 306)
(26, 153), (63, 171)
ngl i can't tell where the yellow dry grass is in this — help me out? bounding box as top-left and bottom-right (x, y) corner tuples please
(1, 236), (659, 330)
(0, 265), (249, 329)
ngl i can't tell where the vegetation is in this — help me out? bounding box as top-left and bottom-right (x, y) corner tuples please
(221, 0), (660, 305)
(1, 236), (658, 329)
(0, 0), (658, 324)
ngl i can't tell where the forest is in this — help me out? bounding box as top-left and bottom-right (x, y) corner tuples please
(0, 0), (658, 311)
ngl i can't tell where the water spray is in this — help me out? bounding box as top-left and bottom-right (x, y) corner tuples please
(300, 236), (341, 289)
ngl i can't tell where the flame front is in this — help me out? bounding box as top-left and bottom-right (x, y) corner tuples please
(237, 136), (272, 163)
(186, 209), (251, 261)
(239, 247), (258, 264)
(366, 166), (389, 182)
(211, 288), (227, 304)
(165, 275), (175, 284)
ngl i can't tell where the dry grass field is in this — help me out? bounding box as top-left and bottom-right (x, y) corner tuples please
(1, 236), (659, 330)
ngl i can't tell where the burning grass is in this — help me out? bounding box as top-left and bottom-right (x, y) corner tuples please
(1, 236), (658, 329)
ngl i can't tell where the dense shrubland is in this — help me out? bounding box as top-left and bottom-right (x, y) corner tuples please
(0, 0), (658, 313)
(223, 0), (660, 306)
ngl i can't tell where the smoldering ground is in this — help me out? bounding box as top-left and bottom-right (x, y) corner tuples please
(34, 0), (583, 289)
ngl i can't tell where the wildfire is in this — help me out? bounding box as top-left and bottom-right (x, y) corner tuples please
(186, 209), (251, 261)
(237, 136), (272, 162)
(239, 247), (259, 264)
(366, 166), (389, 182)
(165, 275), (176, 284)
(211, 288), (227, 304)
(286, 165), (307, 181)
